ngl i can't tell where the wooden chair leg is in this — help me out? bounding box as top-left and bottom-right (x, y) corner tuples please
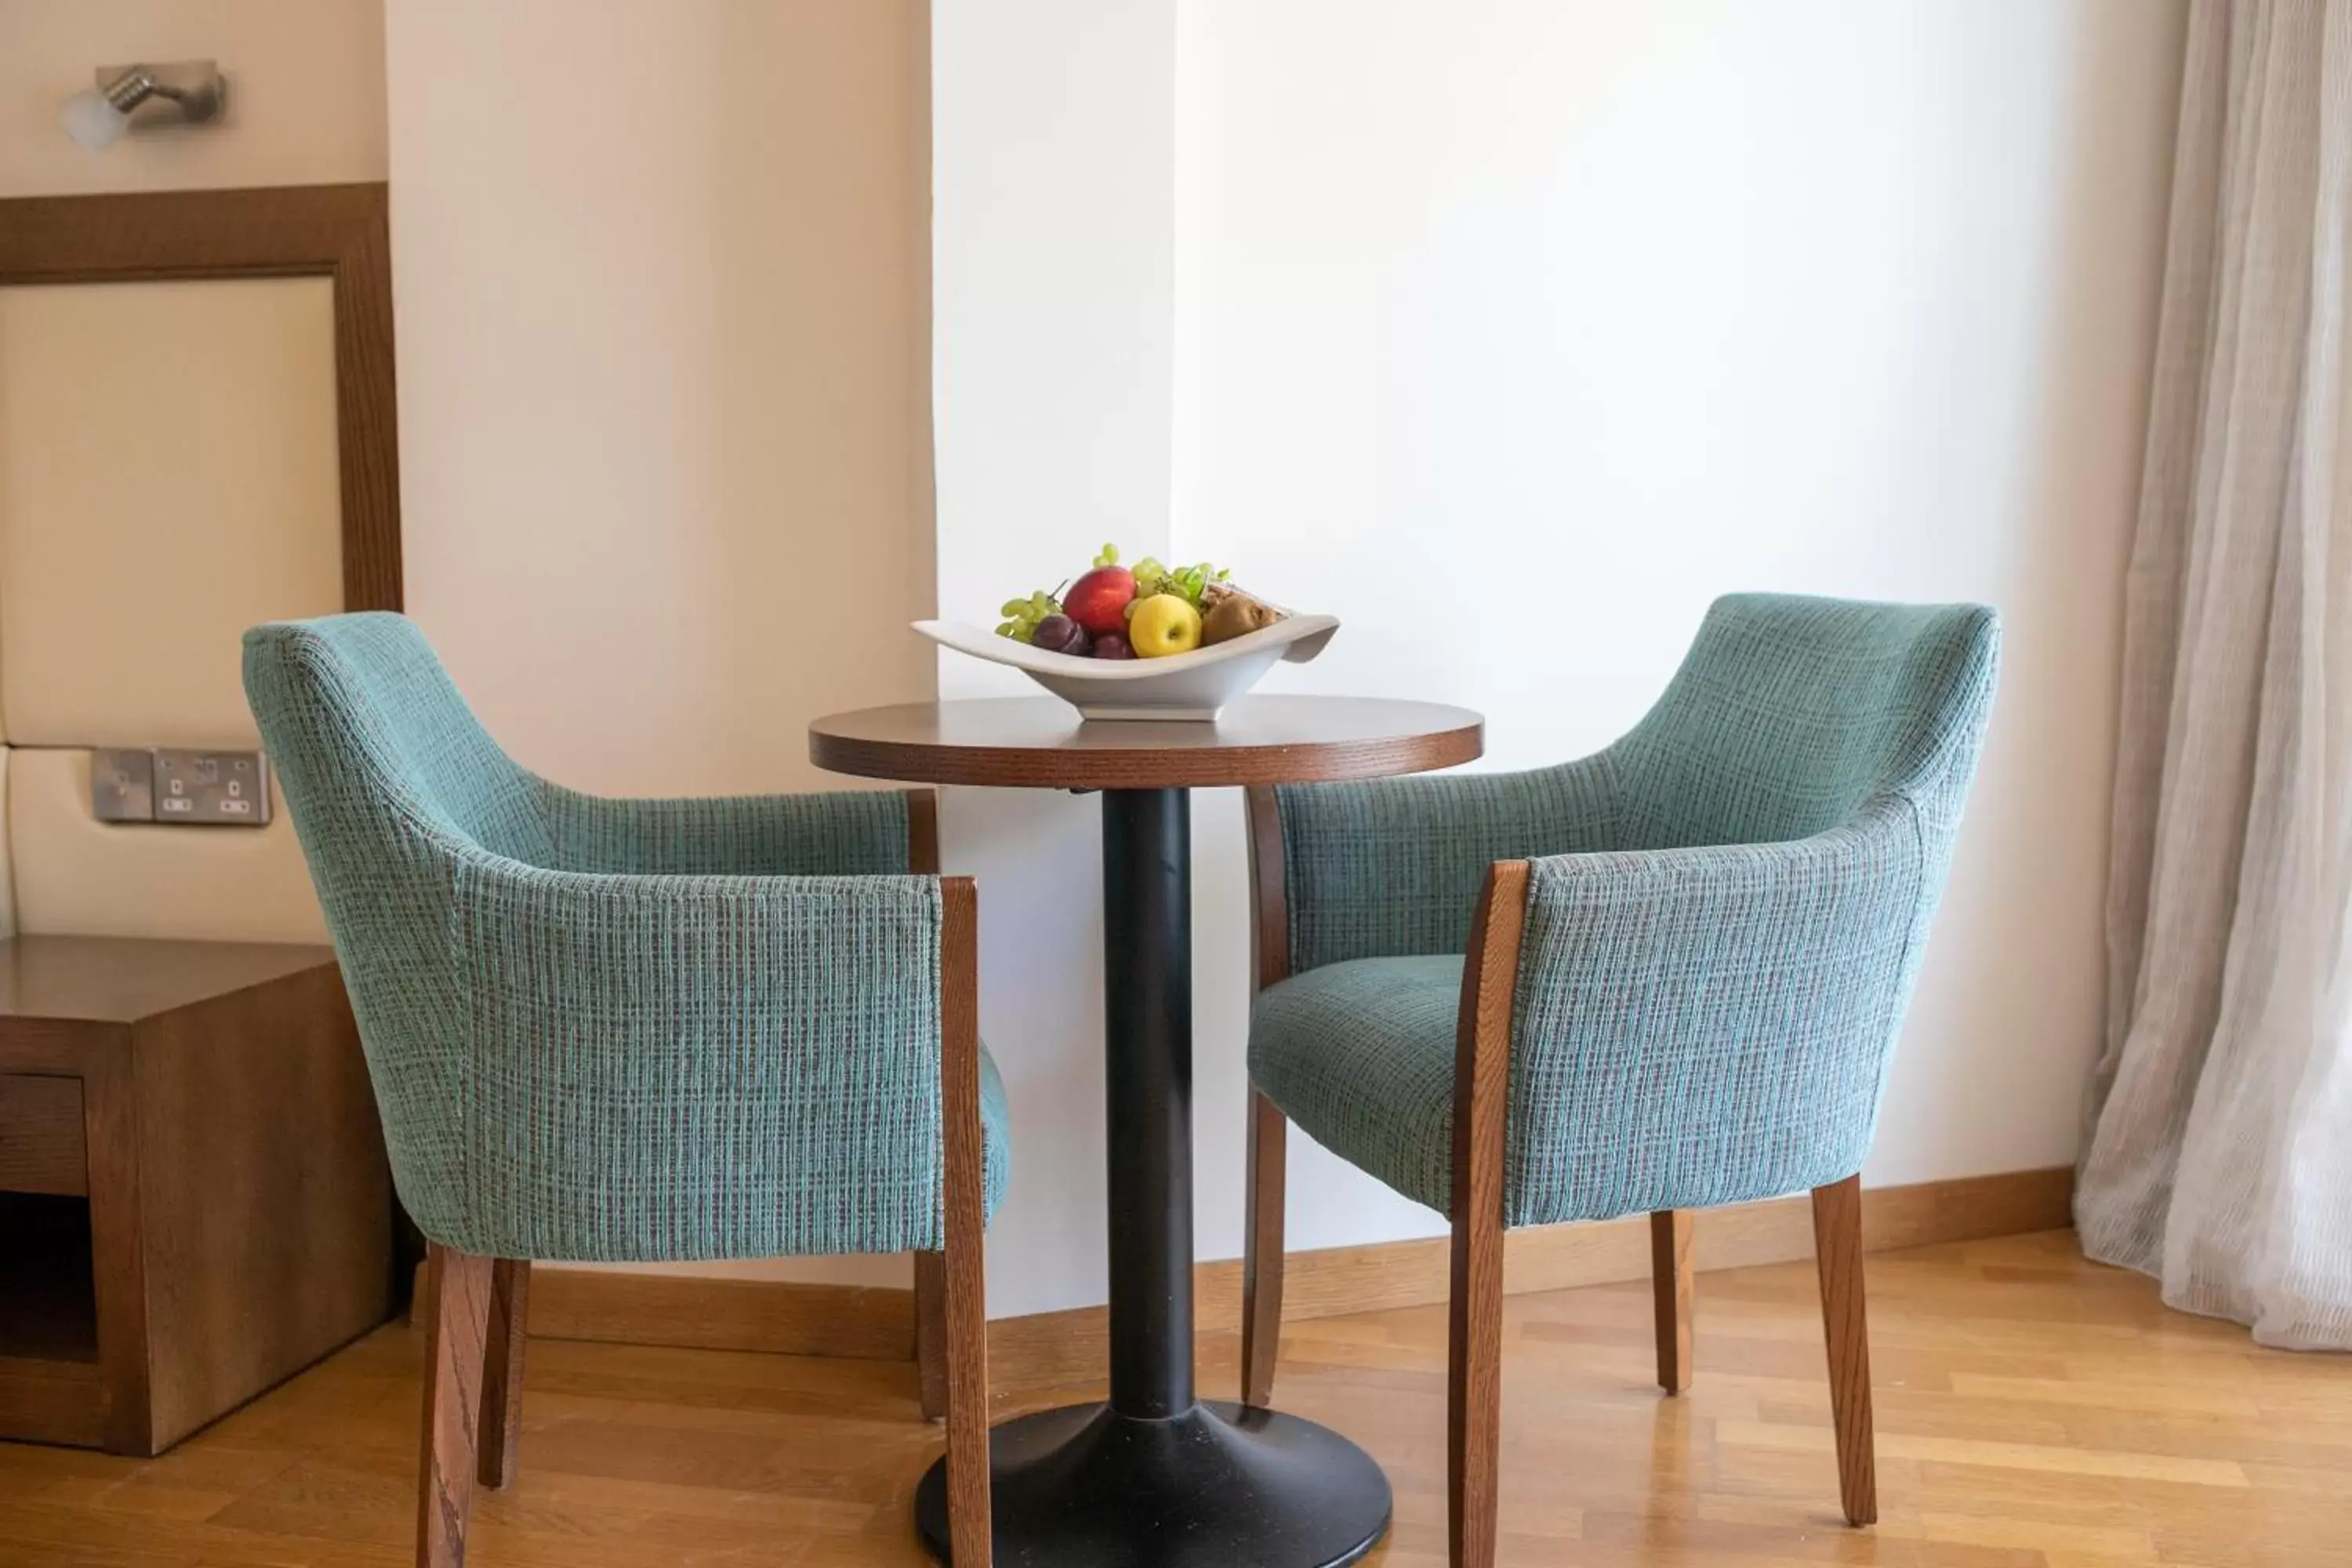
(477, 1259), (530, 1490)
(1449, 1182), (1505, 1568)
(909, 793), (953, 1428)
(941, 879), (993, 1566)
(916, 1250), (950, 1423)
(1448, 862), (1527, 1568)
(1241, 1088), (1287, 1408)
(417, 1242), (494, 1568)
(1650, 1209), (1693, 1395)
(1812, 1174), (1877, 1526)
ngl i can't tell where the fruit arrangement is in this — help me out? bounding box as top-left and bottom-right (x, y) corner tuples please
(996, 544), (1286, 661)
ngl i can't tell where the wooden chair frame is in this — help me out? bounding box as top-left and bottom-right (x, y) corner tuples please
(1238, 786), (1876, 1566)
(414, 789), (992, 1566)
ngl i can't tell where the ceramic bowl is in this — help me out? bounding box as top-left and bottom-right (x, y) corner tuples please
(915, 613), (1339, 720)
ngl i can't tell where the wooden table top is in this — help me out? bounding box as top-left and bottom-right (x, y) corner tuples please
(809, 695), (1483, 790)
(0, 935), (336, 1025)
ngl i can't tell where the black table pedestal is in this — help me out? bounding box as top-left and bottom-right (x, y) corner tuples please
(913, 787), (1392, 1566)
(913, 1400), (1391, 1568)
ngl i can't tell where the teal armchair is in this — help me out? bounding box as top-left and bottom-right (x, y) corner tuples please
(1238, 593), (1999, 1565)
(244, 612), (1002, 1568)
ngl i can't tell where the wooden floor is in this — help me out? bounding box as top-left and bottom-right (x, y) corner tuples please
(2, 1230), (2347, 1566)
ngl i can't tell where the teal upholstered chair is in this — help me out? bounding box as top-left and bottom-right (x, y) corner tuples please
(1239, 593), (1998, 1566)
(244, 613), (1004, 1568)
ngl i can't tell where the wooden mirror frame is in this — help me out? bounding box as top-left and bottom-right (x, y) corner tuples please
(0, 182), (402, 611)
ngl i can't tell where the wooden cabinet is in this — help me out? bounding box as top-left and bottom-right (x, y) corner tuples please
(0, 1075), (85, 1196)
(0, 936), (392, 1454)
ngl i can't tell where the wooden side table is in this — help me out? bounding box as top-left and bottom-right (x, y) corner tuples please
(812, 695), (1483, 1568)
(0, 935), (392, 1454)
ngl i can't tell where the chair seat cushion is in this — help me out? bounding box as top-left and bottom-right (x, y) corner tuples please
(1249, 955), (1465, 1216)
(1250, 952), (1872, 1229)
(978, 1043), (1012, 1223)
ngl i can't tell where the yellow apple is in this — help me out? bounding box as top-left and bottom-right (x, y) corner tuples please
(1127, 593), (1203, 657)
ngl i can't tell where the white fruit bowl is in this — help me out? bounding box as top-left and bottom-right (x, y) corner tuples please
(916, 613), (1340, 720)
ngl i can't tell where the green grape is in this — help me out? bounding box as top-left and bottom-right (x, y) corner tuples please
(1103, 551), (1237, 610)
(993, 581), (1064, 642)
(1094, 543), (1120, 568)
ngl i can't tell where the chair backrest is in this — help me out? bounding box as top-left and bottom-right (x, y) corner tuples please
(1613, 593), (1999, 853)
(1504, 593), (2000, 1223)
(243, 614), (554, 1216)
(245, 613), (554, 870)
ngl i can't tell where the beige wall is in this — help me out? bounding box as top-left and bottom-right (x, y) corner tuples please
(0, 280), (344, 751)
(0, 2), (385, 942)
(383, 1), (936, 1288)
(385, 0), (936, 800)
(0, 0), (387, 197)
(0, 278), (343, 942)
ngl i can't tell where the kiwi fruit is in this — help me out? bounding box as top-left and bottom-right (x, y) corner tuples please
(1201, 586), (1283, 646)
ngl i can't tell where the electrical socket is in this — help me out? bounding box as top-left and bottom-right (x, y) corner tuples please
(95, 747), (274, 826)
(151, 749), (271, 826)
(93, 747), (274, 826)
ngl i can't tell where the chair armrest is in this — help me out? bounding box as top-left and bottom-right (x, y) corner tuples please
(430, 855), (961, 1262)
(538, 782), (919, 877)
(1263, 753), (1622, 975)
(1503, 801), (1933, 1225)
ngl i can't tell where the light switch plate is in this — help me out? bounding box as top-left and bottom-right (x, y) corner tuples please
(93, 748), (156, 822)
(151, 749), (271, 826)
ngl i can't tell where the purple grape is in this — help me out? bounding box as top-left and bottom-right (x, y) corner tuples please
(1032, 613), (1091, 655)
(1092, 632), (1136, 660)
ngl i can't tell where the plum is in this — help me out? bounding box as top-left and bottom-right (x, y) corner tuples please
(1031, 613), (1091, 655)
(1092, 632), (1136, 660)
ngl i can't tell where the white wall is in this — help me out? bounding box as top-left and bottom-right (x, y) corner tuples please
(0, 0), (386, 197)
(1171, 0), (2189, 1258)
(935, 0), (2188, 1314)
(931, 0), (1177, 1316)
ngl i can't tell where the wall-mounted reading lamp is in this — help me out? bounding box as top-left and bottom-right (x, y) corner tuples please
(60, 60), (227, 152)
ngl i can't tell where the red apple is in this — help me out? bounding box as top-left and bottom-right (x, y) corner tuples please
(1063, 565), (1136, 634)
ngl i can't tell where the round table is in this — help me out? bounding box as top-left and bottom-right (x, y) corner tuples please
(811, 695), (1483, 1568)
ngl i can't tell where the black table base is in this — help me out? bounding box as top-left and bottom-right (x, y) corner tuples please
(915, 788), (1392, 1565)
(913, 1401), (1391, 1567)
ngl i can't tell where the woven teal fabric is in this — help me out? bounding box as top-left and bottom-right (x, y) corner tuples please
(1252, 593), (1998, 1227)
(244, 612), (1007, 1262)
(1253, 955), (1468, 1214)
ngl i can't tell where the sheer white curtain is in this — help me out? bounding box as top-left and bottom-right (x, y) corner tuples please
(2078, 0), (2352, 1350)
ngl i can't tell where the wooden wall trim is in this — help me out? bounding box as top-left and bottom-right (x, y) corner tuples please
(406, 1266), (920, 1364)
(0, 183), (402, 612)
(992, 1165), (2073, 1392)
(469, 1167), (2073, 1385)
